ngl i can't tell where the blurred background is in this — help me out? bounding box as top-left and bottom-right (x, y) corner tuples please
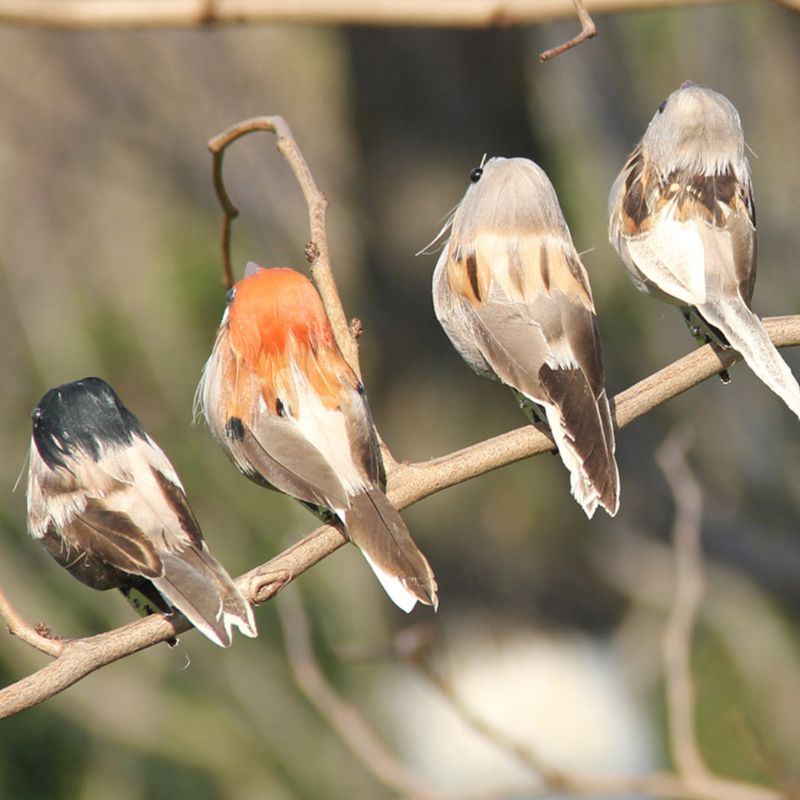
(1, 3), (799, 797)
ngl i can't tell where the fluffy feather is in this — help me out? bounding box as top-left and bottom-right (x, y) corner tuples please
(432, 157), (619, 518)
(26, 377), (256, 647)
(196, 266), (437, 612)
(609, 82), (800, 419)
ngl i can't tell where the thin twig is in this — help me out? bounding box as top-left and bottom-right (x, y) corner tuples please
(0, 585), (63, 657)
(208, 116), (360, 376)
(539, 0), (597, 61)
(656, 429), (710, 778)
(4, 318), (800, 719)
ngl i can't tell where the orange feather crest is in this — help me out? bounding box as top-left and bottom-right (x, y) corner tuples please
(227, 266), (355, 412)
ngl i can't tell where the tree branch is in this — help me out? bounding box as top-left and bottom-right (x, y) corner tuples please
(0, 0), (744, 30)
(5, 107), (800, 755)
(277, 587), (443, 800)
(4, 319), (800, 721)
(0, 585), (63, 658)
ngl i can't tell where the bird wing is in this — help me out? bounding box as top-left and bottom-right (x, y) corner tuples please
(438, 232), (618, 516)
(611, 150), (756, 309)
(234, 411), (351, 512)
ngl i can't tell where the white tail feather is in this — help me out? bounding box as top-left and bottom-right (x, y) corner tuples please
(700, 301), (800, 419)
(360, 552), (419, 613)
(543, 405), (600, 520)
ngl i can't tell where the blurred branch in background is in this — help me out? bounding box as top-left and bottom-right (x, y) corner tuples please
(0, 0), (751, 30)
(274, 432), (783, 800)
(657, 429), (709, 779)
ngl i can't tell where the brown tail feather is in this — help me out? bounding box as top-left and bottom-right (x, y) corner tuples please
(152, 548), (257, 647)
(345, 487), (438, 612)
(539, 364), (619, 517)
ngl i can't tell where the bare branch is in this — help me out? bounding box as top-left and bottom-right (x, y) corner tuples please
(208, 116), (361, 376)
(0, 0), (742, 30)
(539, 0), (596, 61)
(4, 318), (800, 719)
(389, 316), (800, 509)
(656, 429), (710, 778)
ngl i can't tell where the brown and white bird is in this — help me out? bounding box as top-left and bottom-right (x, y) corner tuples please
(609, 81), (800, 418)
(432, 156), (619, 518)
(195, 263), (437, 612)
(26, 377), (257, 647)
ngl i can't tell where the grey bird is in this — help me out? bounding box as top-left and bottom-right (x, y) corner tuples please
(26, 377), (257, 647)
(609, 81), (800, 418)
(432, 157), (619, 518)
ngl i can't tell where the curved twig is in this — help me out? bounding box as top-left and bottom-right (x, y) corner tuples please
(0, 586), (63, 658)
(208, 116), (360, 376)
(539, 0), (597, 61)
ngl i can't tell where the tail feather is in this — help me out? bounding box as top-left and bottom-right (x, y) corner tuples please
(700, 300), (800, 419)
(344, 488), (438, 613)
(153, 549), (257, 647)
(539, 364), (620, 518)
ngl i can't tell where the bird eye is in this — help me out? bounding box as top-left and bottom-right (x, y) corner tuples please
(469, 167), (483, 183)
(226, 287), (236, 305)
(658, 99), (667, 114)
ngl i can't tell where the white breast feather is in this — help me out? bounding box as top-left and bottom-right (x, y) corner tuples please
(625, 215), (707, 306)
(288, 362), (364, 499)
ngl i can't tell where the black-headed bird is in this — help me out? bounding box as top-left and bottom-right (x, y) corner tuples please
(26, 377), (256, 647)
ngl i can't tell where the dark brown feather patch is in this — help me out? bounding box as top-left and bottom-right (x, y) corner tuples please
(150, 467), (204, 548)
(465, 253), (482, 302)
(539, 241), (551, 292)
(622, 150), (649, 230)
(665, 166), (738, 225)
(538, 364), (618, 509)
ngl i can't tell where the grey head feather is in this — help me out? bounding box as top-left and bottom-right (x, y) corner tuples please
(452, 157), (574, 244)
(642, 84), (749, 178)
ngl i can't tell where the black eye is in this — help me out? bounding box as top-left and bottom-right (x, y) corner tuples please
(469, 167), (483, 183)
(658, 99), (667, 114)
(226, 287), (236, 305)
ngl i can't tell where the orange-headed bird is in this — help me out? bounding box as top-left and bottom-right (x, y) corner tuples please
(196, 264), (437, 612)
